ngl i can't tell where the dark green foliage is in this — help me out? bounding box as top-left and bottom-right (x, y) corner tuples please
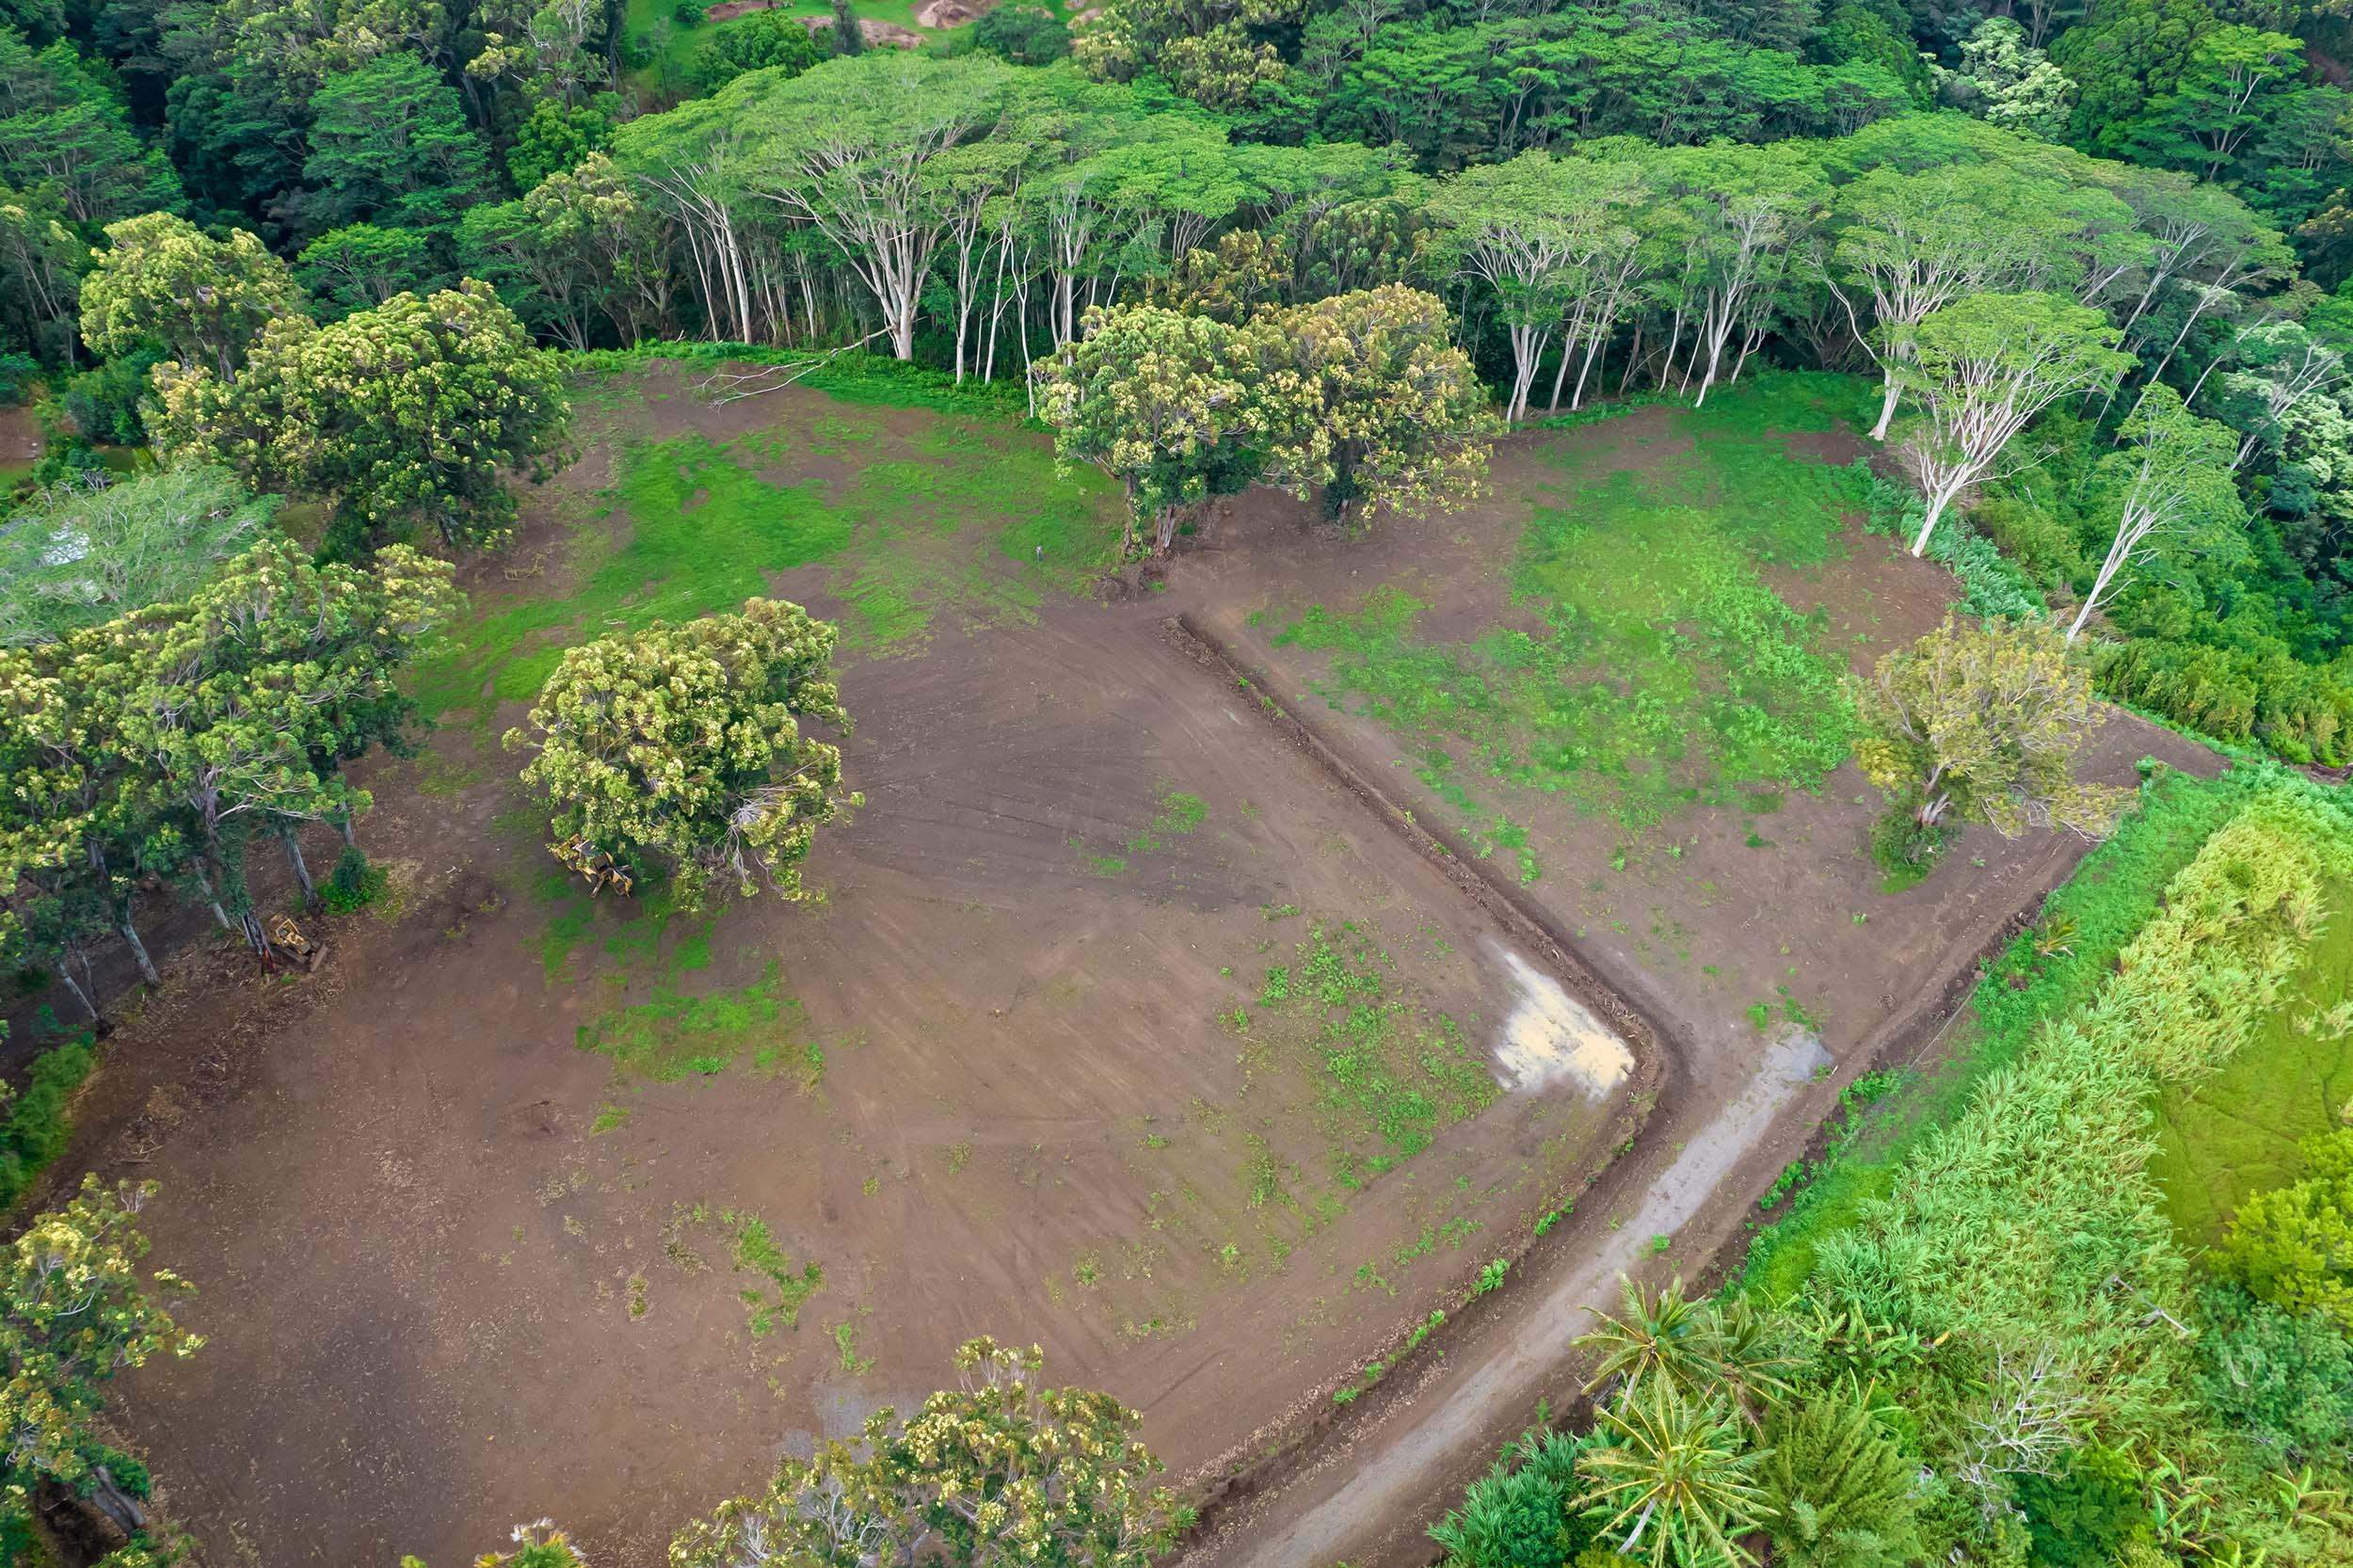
(1866, 797), (1948, 882)
(688, 11), (825, 94)
(296, 225), (439, 316)
(300, 55), (489, 240)
(1428, 1429), (1589, 1568)
(58, 345), (157, 444)
(506, 96), (617, 194)
(0, 350), (36, 403)
(2194, 1281), (2353, 1462)
(1754, 1384), (1921, 1568)
(0, 1035), (95, 1213)
(972, 4), (1069, 64)
(2015, 1448), (2154, 1568)
(321, 846), (387, 915)
(0, 25), (181, 226)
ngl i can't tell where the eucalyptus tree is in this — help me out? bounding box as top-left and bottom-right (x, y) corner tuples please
(1832, 162), (2137, 440)
(1424, 150), (1641, 422)
(1646, 140), (1831, 408)
(2069, 386), (2242, 645)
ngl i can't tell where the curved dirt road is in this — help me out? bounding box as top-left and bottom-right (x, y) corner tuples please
(1178, 1026), (1829, 1568)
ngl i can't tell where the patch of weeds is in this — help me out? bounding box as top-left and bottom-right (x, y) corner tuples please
(1469, 1257), (1510, 1298)
(831, 1321), (873, 1374)
(724, 1209), (824, 1337)
(1745, 1001), (1773, 1031)
(575, 960), (808, 1081)
(945, 1141), (973, 1174)
(1239, 921), (1497, 1187)
(1128, 787), (1209, 855)
(1274, 376), (1860, 834)
(626, 1271), (649, 1320)
(589, 1103), (632, 1135)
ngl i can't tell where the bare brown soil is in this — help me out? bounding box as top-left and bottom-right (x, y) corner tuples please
(46, 385), (2217, 1568)
(59, 393), (1645, 1567)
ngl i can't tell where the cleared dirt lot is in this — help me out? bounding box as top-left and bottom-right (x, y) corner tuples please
(63, 384), (1645, 1567)
(47, 373), (2214, 1568)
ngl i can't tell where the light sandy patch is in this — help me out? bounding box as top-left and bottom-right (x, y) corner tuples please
(1487, 943), (1634, 1098)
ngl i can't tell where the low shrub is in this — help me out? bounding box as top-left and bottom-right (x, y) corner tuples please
(322, 846), (388, 915)
(0, 1034), (97, 1212)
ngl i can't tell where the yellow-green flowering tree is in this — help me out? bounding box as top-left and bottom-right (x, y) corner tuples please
(1852, 616), (2126, 839)
(77, 212), (304, 379)
(1033, 302), (1264, 556)
(0, 1177), (198, 1497)
(669, 1337), (1185, 1568)
(152, 280), (570, 552)
(505, 598), (856, 914)
(1247, 284), (1496, 527)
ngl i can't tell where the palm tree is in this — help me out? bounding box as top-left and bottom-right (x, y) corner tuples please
(1577, 1380), (1772, 1568)
(1577, 1275), (1718, 1408)
(1576, 1276), (1798, 1419)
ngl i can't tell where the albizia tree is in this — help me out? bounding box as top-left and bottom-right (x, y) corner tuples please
(1895, 291), (2134, 554)
(505, 598), (857, 913)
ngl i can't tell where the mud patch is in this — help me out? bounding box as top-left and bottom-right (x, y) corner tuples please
(1487, 945), (1631, 1099)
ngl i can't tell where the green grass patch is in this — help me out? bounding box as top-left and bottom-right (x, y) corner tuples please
(0, 1034), (95, 1214)
(1242, 920), (1497, 1188)
(2150, 867), (2353, 1248)
(723, 1209), (824, 1337)
(1127, 788), (1209, 855)
(416, 385), (1118, 723)
(575, 959), (807, 1081)
(1276, 372), (1865, 832)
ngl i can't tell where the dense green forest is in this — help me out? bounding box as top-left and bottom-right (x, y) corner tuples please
(5, 0), (2353, 763)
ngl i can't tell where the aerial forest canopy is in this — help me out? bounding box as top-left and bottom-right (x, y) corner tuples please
(0, 0), (2349, 771)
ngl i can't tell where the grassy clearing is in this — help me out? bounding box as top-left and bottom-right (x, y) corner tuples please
(2150, 868), (2353, 1248)
(576, 960), (807, 1081)
(415, 377), (1119, 723)
(1276, 372), (1867, 840)
(1231, 920), (1497, 1190)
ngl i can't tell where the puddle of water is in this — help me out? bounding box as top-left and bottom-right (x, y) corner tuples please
(1487, 943), (1634, 1098)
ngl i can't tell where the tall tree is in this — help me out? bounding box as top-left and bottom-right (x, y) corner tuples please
(300, 52), (491, 240)
(97, 536), (458, 949)
(1832, 160), (2135, 440)
(505, 598), (856, 914)
(78, 212), (305, 376)
(0, 25), (181, 226)
(2069, 384), (2242, 643)
(741, 53), (1008, 360)
(152, 280), (571, 552)
(1423, 150), (1642, 423)
(1896, 290), (2134, 552)
(1852, 616), (2127, 839)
